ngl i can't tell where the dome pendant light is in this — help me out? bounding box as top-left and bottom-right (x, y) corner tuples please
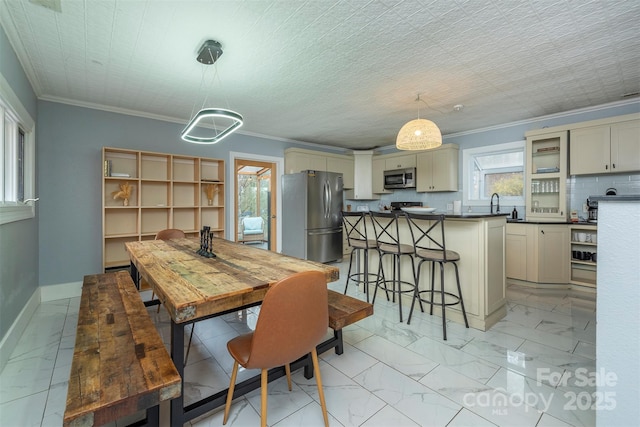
(181, 40), (243, 144)
(396, 95), (442, 150)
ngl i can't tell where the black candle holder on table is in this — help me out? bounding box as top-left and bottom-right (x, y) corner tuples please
(197, 226), (216, 258)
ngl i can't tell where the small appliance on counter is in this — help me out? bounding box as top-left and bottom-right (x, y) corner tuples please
(390, 201), (422, 211)
(586, 198), (598, 222)
(587, 189), (617, 223)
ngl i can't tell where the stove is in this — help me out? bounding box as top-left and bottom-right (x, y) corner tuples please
(390, 201), (422, 211)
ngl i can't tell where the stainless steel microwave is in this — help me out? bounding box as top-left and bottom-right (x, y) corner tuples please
(384, 168), (416, 189)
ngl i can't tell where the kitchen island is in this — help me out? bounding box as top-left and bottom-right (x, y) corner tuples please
(366, 212), (507, 331)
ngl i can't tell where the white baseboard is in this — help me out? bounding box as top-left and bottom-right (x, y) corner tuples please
(40, 281), (82, 302)
(0, 288), (40, 373)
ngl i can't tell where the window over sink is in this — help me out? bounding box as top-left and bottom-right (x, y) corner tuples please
(463, 141), (525, 207)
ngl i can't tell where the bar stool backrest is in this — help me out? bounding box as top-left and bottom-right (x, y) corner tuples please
(405, 213), (451, 261)
(370, 211), (407, 253)
(341, 211), (371, 245)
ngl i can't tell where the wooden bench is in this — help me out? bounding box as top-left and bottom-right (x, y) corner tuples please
(318, 289), (374, 356)
(64, 271), (181, 427)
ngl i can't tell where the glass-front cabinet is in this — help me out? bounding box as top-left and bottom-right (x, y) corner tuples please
(525, 130), (567, 222)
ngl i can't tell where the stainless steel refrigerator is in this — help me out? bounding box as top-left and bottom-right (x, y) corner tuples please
(282, 170), (343, 263)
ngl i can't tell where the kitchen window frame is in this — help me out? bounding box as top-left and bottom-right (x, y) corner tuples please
(462, 140), (525, 207)
(0, 73), (36, 225)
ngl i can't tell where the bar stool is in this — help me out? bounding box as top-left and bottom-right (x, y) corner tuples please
(341, 211), (383, 302)
(370, 211), (420, 322)
(405, 213), (468, 340)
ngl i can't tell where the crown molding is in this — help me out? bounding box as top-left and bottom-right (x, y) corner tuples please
(0, 5), (44, 96)
(443, 98), (640, 139)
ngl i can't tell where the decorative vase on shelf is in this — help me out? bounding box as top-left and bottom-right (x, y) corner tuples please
(205, 184), (217, 207)
(123, 198), (129, 206)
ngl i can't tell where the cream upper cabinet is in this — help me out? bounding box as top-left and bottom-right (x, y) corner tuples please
(570, 118), (640, 175)
(416, 144), (459, 192)
(327, 156), (354, 189)
(371, 158), (390, 195)
(384, 154), (416, 170)
(569, 125), (610, 175)
(284, 148), (354, 189)
(284, 149), (327, 174)
(611, 120), (640, 173)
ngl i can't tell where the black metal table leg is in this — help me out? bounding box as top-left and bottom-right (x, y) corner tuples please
(170, 320), (185, 427)
(145, 405), (159, 426)
(130, 261), (139, 288)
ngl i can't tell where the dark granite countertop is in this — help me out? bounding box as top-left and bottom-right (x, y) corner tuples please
(589, 195), (640, 202)
(445, 213), (509, 219)
(507, 219), (597, 226)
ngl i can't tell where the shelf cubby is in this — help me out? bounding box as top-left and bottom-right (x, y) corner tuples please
(173, 157), (198, 182)
(201, 160), (223, 182)
(173, 182), (198, 207)
(105, 209), (138, 236)
(104, 180), (138, 207)
(104, 236), (139, 268)
(569, 224), (597, 288)
(201, 182), (223, 206)
(173, 208), (198, 232)
(104, 149), (138, 178)
(201, 207), (224, 231)
(141, 181), (169, 206)
(141, 153), (169, 180)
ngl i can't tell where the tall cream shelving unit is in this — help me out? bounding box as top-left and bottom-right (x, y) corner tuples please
(102, 147), (225, 271)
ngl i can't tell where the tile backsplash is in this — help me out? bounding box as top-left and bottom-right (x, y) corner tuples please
(568, 173), (640, 214)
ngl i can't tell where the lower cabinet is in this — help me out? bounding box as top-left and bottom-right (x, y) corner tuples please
(506, 223), (569, 284)
(535, 224), (570, 283)
(506, 224), (528, 280)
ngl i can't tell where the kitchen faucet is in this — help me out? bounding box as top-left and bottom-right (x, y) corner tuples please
(490, 193), (500, 214)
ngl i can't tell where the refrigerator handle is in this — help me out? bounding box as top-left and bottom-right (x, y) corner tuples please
(324, 181), (330, 218)
(327, 180), (332, 218)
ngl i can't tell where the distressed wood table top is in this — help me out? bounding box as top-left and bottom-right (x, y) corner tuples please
(125, 238), (340, 323)
(64, 271), (181, 427)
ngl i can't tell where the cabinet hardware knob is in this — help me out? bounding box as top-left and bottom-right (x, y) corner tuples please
(605, 164), (608, 170)
(612, 163), (616, 169)
(541, 230), (545, 234)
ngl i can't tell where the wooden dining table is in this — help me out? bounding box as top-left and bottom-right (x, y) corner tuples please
(125, 237), (340, 426)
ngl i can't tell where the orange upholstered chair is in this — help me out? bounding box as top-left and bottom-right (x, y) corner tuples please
(223, 271), (329, 427)
(155, 228), (186, 240)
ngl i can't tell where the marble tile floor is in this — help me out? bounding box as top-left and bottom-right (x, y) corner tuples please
(0, 261), (597, 427)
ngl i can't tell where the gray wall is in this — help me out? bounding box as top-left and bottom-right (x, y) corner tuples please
(36, 101), (312, 286)
(0, 26), (38, 340)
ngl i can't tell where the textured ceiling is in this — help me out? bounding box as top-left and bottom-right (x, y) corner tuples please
(1, 0), (639, 150)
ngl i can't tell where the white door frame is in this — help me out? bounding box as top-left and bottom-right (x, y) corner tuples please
(228, 151), (284, 252)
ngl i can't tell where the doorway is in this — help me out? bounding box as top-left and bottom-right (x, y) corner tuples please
(234, 158), (277, 251)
